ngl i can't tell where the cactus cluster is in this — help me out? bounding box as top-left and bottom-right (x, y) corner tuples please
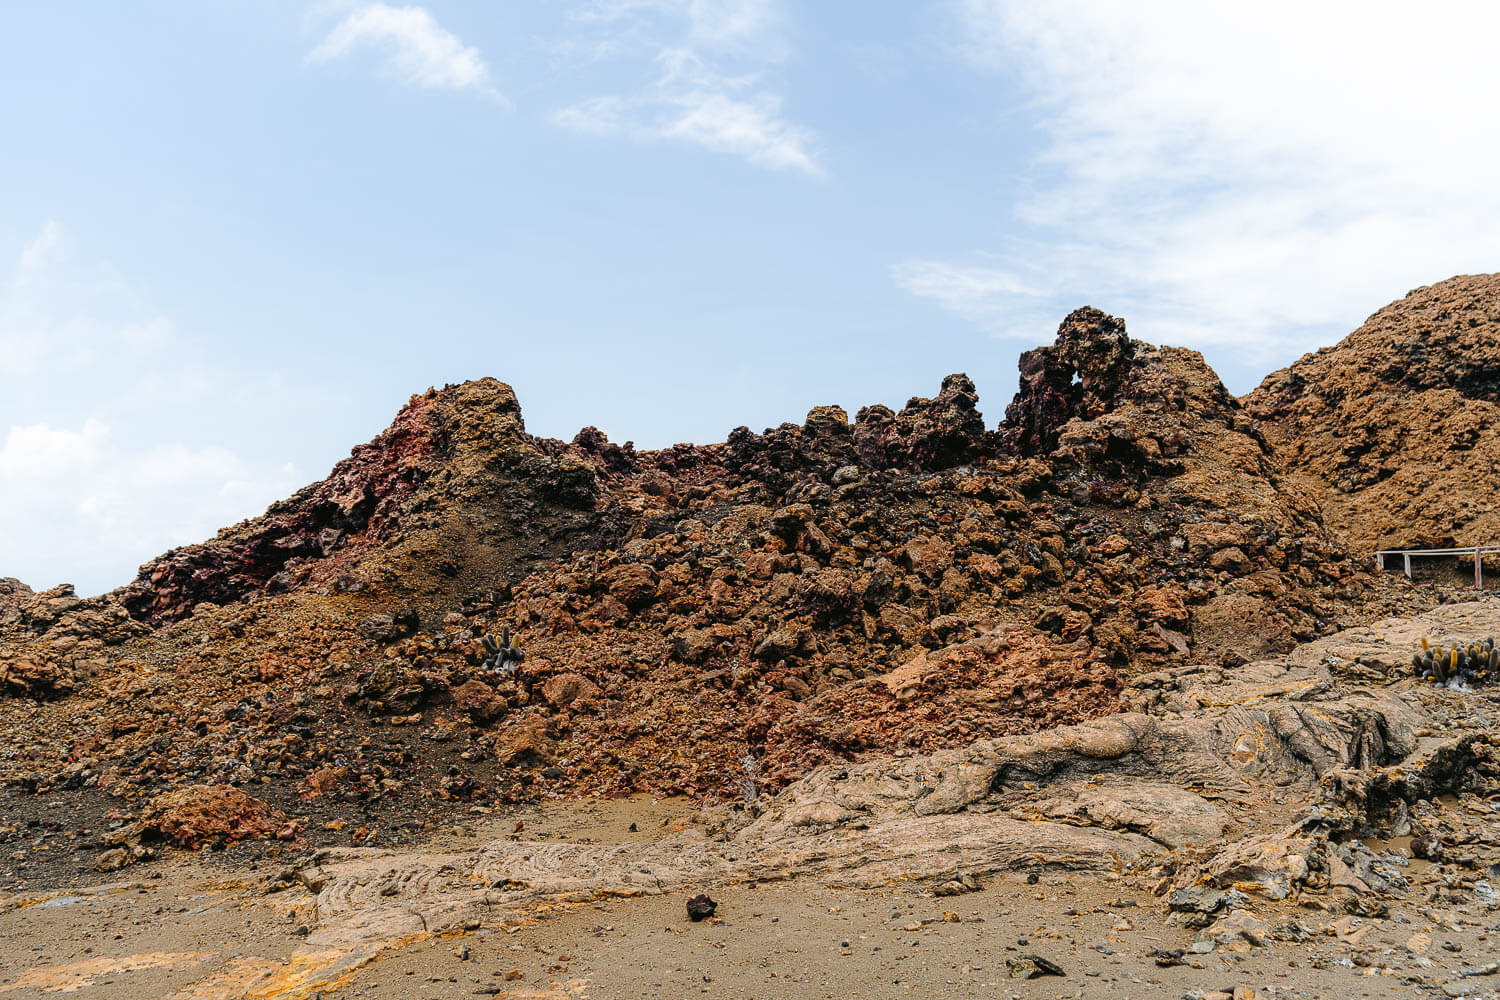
(479, 625), (525, 678)
(1412, 634), (1497, 686)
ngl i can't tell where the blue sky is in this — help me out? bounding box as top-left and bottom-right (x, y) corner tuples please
(3, 0), (1498, 595)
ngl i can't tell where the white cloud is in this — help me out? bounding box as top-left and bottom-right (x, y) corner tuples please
(555, 0), (821, 175)
(683, 0), (776, 49)
(0, 223), (177, 378)
(308, 3), (505, 103)
(890, 258), (1049, 337)
(14, 221), (63, 287)
(0, 226), (300, 596)
(905, 0), (1500, 362)
(0, 421), (297, 595)
(0, 420), (108, 478)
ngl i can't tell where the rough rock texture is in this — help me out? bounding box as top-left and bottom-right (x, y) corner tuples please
(756, 624), (1124, 788)
(120, 379), (602, 625)
(134, 784), (288, 848)
(0, 306), (1407, 849)
(1247, 273), (1500, 555)
(286, 604), (1500, 959)
(0, 579), (32, 628)
(0, 584), (145, 698)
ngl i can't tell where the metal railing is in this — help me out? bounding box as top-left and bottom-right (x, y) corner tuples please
(1375, 545), (1500, 589)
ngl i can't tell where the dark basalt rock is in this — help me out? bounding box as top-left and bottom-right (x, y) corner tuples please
(1001, 307), (1135, 456)
(686, 892), (717, 921)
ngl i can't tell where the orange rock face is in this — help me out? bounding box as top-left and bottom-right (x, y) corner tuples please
(1247, 273), (1500, 556)
(137, 785), (287, 847)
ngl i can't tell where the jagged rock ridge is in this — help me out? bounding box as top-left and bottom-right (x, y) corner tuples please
(0, 307), (1381, 823)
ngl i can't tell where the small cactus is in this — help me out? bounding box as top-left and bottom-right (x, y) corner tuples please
(1415, 636), (1494, 687)
(478, 625), (526, 677)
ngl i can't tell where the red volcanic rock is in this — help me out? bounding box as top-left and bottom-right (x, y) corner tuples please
(1002, 308), (1135, 455)
(0, 300), (1408, 819)
(452, 679), (508, 724)
(120, 378), (601, 624)
(755, 627), (1123, 789)
(852, 374), (989, 471)
(122, 389), (443, 623)
(137, 784), (287, 848)
(598, 563), (659, 611)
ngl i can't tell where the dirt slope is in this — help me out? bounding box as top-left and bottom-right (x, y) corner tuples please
(1247, 273), (1500, 555)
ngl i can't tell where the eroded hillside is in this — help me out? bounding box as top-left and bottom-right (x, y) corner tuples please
(0, 307), (1404, 886)
(1247, 273), (1500, 555)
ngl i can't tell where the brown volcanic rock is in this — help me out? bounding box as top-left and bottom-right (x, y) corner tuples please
(756, 626), (1123, 788)
(1002, 307), (1135, 455)
(1246, 274), (1500, 554)
(135, 784), (287, 848)
(995, 307), (1364, 660)
(0, 306), (1390, 851)
(121, 378), (602, 624)
(0, 583), (147, 699)
(0, 654), (77, 699)
(0, 578), (32, 627)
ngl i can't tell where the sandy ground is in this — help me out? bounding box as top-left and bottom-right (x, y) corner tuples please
(2, 795), (1498, 1000)
(9, 602), (1500, 999)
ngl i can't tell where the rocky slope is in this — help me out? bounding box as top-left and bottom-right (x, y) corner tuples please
(0, 306), (1402, 884)
(1247, 273), (1500, 556)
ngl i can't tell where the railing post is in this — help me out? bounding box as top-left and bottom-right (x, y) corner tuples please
(1477, 548), (1483, 590)
(1404, 553), (1412, 578)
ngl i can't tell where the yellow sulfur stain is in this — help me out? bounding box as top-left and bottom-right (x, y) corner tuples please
(1230, 724), (1268, 765)
(167, 950), (364, 1000)
(0, 952), (214, 994)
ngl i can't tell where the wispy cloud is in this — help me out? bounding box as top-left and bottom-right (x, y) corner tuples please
(889, 258), (1051, 339)
(0, 225), (298, 595)
(308, 3), (505, 104)
(554, 0), (822, 176)
(900, 0), (1500, 360)
(14, 221), (63, 287)
(0, 419), (298, 593)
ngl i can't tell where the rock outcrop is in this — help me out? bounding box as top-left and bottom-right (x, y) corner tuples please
(0, 579), (32, 628)
(1247, 273), (1500, 555)
(120, 379), (603, 625)
(0, 305), (1396, 840)
(284, 603), (1500, 966)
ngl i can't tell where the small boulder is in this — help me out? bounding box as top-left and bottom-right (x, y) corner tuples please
(686, 893), (717, 921)
(495, 718), (555, 767)
(452, 679), (508, 724)
(135, 785), (287, 848)
(541, 672), (601, 709)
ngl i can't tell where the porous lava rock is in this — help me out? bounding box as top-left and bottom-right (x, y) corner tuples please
(120, 378), (602, 625)
(0, 578), (32, 627)
(1246, 273), (1500, 556)
(755, 625), (1123, 788)
(135, 784), (288, 848)
(0, 304), (1399, 830)
(0, 654), (77, 699)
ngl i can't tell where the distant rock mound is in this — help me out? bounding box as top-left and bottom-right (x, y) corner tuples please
(120, 378), (603, 624)
(1246, 273), (1500, 554)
